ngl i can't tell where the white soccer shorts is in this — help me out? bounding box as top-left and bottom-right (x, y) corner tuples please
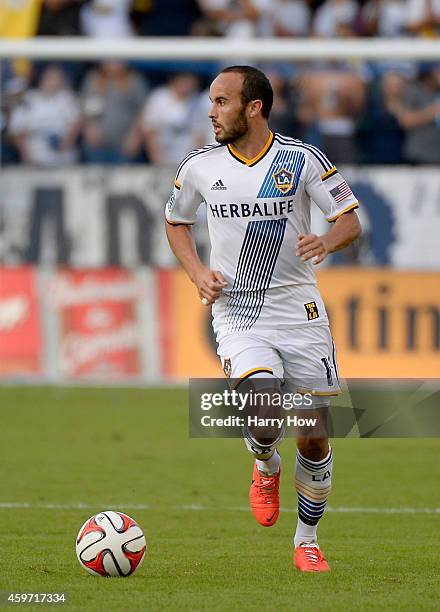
(217, 324), (340, 403)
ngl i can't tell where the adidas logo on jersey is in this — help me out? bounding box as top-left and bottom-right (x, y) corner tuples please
(211, 179), (227, 190)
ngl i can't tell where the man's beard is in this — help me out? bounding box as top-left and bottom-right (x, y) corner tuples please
(214, 108), (248, 144)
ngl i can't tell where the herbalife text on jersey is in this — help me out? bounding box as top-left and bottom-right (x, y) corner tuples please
(209, 199), (294, 218)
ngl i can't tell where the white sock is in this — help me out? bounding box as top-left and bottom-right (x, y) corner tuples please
(294, 518), (318, 547)
(294, 446), (333, 548)
(256, 449), (281, 475)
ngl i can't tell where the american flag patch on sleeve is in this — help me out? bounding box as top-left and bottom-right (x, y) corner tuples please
(330, 181), (353, 203)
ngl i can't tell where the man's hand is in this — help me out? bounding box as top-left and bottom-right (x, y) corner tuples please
(194, 267), (227, 305)
(296, 233), (329, 265)
(296, 212), (361, 265)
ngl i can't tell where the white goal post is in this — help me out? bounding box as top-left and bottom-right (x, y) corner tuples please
(1, 36), (440, 61)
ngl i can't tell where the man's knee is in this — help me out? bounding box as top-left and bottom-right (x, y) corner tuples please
(240, 378), (284, 455)
(296, 437), (329, 461)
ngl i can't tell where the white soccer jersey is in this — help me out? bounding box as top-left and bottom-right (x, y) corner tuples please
(165, 131), (358, 339)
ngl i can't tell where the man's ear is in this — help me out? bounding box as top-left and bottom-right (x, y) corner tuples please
(247, 99), (263, 118)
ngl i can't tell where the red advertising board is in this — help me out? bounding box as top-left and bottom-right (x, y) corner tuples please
(0, 267), (42, 375)
(49, 269), (145, 380)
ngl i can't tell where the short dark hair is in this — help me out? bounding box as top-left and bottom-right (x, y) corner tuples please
(220, 65), (273, 119)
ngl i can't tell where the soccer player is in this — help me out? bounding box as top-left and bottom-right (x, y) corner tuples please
(165, 66), (361, 572)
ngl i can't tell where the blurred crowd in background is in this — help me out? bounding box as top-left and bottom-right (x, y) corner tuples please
(2, 0), (440, 166)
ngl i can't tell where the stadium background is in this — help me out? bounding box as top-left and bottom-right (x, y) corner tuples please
(1, 0), (440, 383)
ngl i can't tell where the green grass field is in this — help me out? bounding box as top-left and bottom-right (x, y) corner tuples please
(0, 386), (439, 611)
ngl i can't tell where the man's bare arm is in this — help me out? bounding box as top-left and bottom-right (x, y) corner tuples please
(296, 210), (361, 265)
(165, 221), (227, 304)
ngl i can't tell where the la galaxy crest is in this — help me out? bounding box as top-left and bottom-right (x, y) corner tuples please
(257, 150), (305, 198)
(272, 167), (294, 194)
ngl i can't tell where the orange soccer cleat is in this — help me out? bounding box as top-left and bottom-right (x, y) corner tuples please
(294, 543), (330, 573)
(249, 463), (281, 527)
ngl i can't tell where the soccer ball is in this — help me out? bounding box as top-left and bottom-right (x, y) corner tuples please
(76, 510), (147, 577)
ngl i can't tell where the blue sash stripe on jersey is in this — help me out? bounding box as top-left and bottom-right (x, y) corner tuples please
(257, 149), (305, 199)
(226, 218), (287, 332)
(228, 219), (286, 328)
